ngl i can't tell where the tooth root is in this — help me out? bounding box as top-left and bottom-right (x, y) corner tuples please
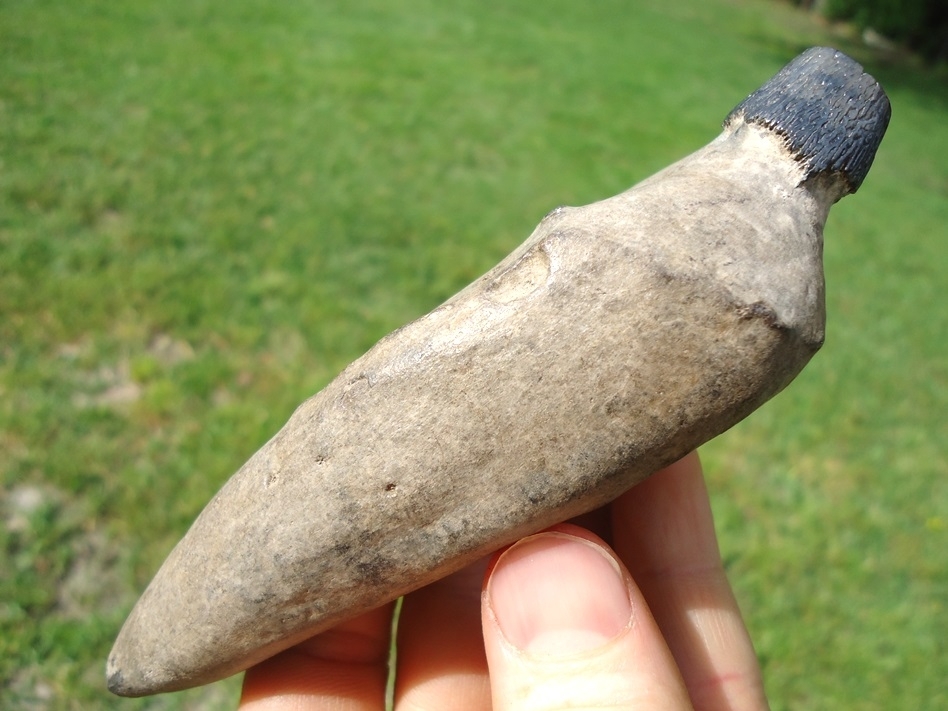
(107, 47), (889, 697)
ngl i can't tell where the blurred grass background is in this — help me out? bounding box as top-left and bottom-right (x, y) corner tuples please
(1, 0), (945, 708)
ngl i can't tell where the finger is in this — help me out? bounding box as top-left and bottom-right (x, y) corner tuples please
(482, 525), (693, 711)
(394, 560), (492, 710)
(610, 452), (768, 711)
(239, 602), (395, 711)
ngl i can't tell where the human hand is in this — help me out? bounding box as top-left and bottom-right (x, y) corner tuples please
(238, 452), (769, 710)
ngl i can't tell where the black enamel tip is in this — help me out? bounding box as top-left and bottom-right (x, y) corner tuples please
(726, 47), (891, 192)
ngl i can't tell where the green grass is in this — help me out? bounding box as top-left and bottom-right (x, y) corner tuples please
(2, 0), (945, 708)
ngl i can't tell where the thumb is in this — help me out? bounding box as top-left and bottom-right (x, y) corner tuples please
(482, 525), (693, 711)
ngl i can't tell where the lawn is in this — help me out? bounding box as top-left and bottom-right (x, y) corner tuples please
(1, 0), (945, 708)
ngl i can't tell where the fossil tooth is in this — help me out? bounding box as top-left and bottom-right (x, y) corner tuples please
(108, 47), (890, 696)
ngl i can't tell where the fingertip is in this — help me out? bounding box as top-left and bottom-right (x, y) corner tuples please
(481, 528), (692, 710)
(485, 528), (632, 658)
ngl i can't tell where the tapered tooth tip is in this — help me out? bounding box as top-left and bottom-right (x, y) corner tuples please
(107, 617), (180, 696)
(106, 670), (125, 695)
(107, 648), (143, 697)
(106, 661), (134, 697)
(725, 47), (891, 192)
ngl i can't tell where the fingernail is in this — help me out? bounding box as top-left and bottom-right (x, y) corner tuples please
(486, 531), (633, 658)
